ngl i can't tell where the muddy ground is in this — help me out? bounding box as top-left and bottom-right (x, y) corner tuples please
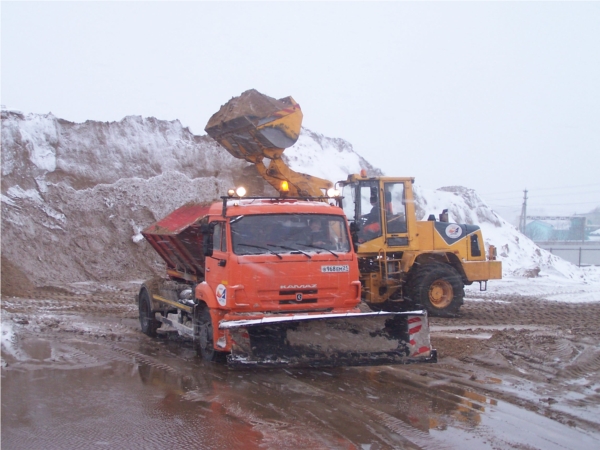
(2, 285), (600, 449)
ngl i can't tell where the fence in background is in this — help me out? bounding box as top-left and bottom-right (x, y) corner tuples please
(535, 242), (600, 267)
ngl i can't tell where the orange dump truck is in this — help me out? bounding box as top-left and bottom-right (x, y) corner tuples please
(138, 196), (436, 368)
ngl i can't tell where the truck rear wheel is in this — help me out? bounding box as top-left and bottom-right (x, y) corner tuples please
(194, 305), (219, 362)
(139, 286), (160, 337)
(406, 264), (464, 317)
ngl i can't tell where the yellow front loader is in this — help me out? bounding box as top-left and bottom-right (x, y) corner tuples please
(205, 89), (501, 317)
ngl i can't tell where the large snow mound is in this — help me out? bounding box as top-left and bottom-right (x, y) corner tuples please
(1, 109), (597, 292)
(413, 186), (586, 281)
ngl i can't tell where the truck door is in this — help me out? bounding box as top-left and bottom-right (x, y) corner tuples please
(205, 221), (230, 307)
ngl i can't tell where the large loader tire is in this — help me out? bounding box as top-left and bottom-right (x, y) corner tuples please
(406, 264), (464, 317)
(194, 305), (219, 362)
(139, 285), (160, 337)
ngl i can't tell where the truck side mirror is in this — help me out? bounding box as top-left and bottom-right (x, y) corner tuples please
(201, 223), (215, 257)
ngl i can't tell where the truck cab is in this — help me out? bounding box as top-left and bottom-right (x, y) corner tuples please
(141, 197), (362, 359)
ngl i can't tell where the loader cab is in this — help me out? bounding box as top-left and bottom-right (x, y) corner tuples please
(341, 177), (412, 250)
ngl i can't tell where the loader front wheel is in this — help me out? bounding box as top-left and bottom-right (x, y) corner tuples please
(139, 286), (160, 337)
(194, 305), (219, 362)
(406, 264), (464, 317)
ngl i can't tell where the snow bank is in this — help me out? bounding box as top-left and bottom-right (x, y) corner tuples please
(1, 109), (597, 293)
(411, 186), (584, 280)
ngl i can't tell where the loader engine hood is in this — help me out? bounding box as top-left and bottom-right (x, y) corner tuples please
(434, 222), (481, 245)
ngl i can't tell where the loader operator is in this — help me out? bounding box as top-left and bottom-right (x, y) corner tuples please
(364, 195), (380, 225)
(358, 196), (381, 242)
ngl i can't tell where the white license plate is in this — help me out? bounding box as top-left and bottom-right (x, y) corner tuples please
(321, 265), (350, 273)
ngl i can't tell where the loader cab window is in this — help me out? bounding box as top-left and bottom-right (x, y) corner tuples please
(341, 184), (357, 223)
(383, 182), (407, 234)
(356, 182), (383, 243)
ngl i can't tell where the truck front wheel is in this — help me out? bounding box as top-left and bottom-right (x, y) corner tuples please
(194, 305), (219, 362)
(139, 286), (160, 337)
(406, 264), (464, 317)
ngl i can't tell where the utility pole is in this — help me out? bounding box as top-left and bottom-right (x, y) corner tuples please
(519, 189), (528, 233)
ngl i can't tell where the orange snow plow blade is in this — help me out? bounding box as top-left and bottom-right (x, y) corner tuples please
(221, 310), (436, 368)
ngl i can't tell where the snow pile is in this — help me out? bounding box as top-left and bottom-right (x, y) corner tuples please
(411, 186), (583, 280)
(284, 128), (382, 183)
(1, 111), (249, 191)
(0, 111), (378, 288)
(1, 109), (597, 292)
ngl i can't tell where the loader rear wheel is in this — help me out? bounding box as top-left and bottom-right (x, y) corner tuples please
(194, 305), (219, 362)
(139, 286), (160, 337)
(406, 264), (464, 317)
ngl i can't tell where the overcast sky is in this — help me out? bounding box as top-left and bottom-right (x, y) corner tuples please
(2, 1), (599, 220)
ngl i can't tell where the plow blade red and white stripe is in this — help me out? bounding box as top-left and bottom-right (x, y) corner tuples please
(221, 310), (437, 368)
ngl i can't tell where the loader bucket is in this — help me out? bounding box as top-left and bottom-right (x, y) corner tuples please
(220, 311), (436, 368)
(205, 89), (303, 162)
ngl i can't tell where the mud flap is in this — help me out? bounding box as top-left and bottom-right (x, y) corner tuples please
(220, 311), (437, 368)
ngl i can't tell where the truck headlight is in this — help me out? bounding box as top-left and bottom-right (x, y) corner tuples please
(327, 188), (340, 198)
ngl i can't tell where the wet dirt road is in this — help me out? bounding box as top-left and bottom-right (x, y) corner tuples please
(2, 285), (600, 449)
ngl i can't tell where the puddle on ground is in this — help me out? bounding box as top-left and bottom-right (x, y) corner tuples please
(2, 329), (599, 449)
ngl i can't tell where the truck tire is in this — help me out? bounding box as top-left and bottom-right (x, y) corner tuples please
(139, 285), (160, 337)
(194, 305), (219, 362)
(406, 263), (464, 317)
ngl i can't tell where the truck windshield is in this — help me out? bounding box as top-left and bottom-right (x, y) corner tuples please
(231, 214), (351, 256)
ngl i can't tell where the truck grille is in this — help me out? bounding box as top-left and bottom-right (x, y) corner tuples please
(279, 289), (318, 296)
(279, 298), (318, 305)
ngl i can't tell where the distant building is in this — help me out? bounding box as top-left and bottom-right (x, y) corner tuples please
(525, 216), (586, 242)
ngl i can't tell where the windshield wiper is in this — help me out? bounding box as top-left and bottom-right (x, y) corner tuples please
(298, 244), (339, 258)
(267, 244), (312, 259)
(237, 243), (282, 259)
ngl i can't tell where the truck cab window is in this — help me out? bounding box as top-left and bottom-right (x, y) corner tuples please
(213, 222), (227, 252)
(231, 214), (351, 255)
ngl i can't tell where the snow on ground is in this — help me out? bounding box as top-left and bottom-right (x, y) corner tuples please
(1, 319), (17, 364)
(466, 268), (600, 303)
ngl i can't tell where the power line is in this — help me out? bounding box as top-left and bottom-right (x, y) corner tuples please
(528, 200), (600, 206)
(530, 190), (600, 199)
(531, 183), (600, 192)
(481, 195), (527, 201)
(481, 182), (600, 196)
(485, 190), (600, 200)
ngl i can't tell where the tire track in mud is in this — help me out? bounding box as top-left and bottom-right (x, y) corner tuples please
(2, 292), (137, 317)
(439, 295), (600, 333)
(558, 345), (600, 381)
